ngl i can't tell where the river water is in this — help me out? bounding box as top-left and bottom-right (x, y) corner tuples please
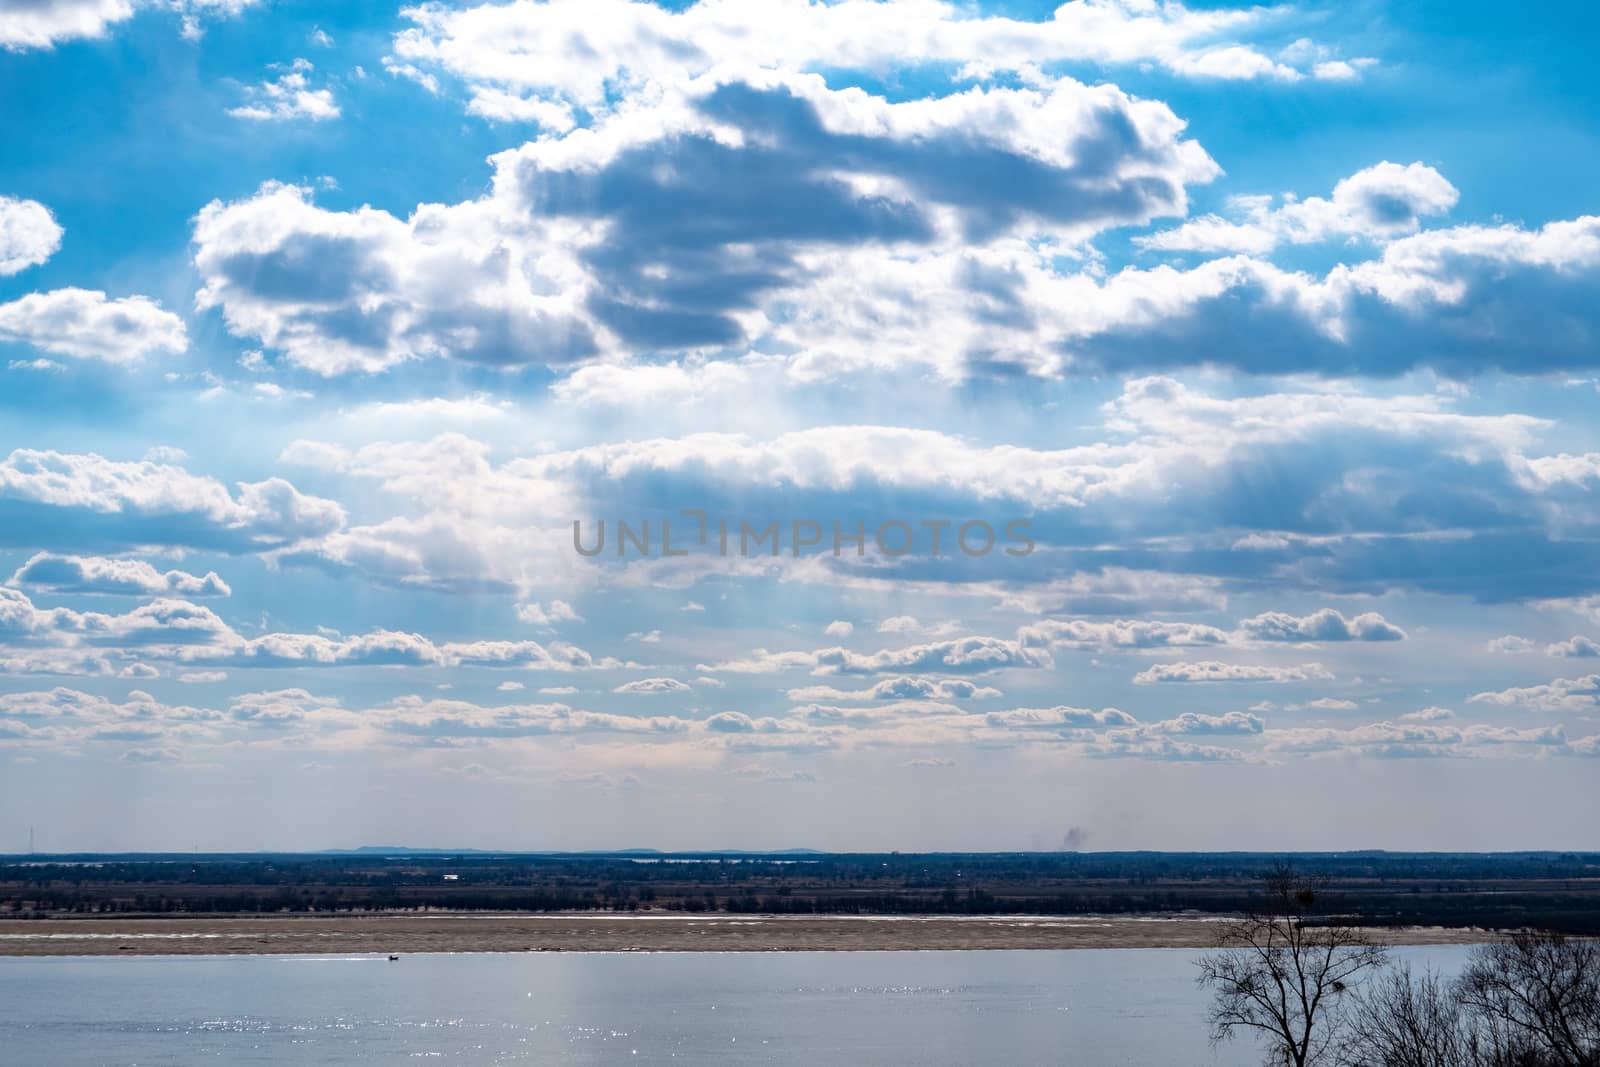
(0, 945), (1477, 1064)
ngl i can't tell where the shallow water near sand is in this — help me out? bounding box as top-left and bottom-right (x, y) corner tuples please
(0, 945), (1475, 1064)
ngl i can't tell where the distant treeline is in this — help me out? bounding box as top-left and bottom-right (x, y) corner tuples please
(3, 851), (1599, 932)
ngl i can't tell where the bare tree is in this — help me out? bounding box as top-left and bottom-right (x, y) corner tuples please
(1456, 932), (1600, 1067)
(1339, 965), (1474, 1067)
(1197, 863), (1390, 1066)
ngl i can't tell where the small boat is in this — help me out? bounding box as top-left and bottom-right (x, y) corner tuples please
(388, 954), (400, 961)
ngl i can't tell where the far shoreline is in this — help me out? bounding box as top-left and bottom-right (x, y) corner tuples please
(0, 913), (1499, 957)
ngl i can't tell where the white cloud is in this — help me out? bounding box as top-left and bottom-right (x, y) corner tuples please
(194, 65), (1217, 374)
(260, 371), (1586, 608)
(516, 599), (581, 626)
(0, 0), (259, 51)
(1236, 608), (1406, 643)
(0, 288), (186, 363)
(1138, 162), (1458, 254)
(1470, 674), (1600, 712)
(0, 195), (63, 275)
(1291, 698), (1358, 711)
(1399, 706), (1453, 722)
(1018, 617), (1229, 650)
(389, 0), (1362, 129)
(0, 0), (133, 51)
(192, 182), (595, 374)
(983, 705), (1137, 729)
(702, 635), (1050, 677)
(1133, 661), (1333, 684)
(0, 448), (343, 553)
(823, 620), (853, 637)
(9, 553), (230, 597)
(787, 677), (1001, 702)
(613, 677), (692, 695)
(1487, 635), (1537, 654)
(1074, 215), (1600, 377)
(1146, 711), (1264, 736)
(1264, 720), (1571, 759)
(1547, 636), (1600, 659)
(228, 59), (340, 121)
(552, 358), (774, 408)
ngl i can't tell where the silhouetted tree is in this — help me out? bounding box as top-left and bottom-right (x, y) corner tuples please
(1456, 932), (1599, 1067)
(1339, 965), (1473, 1067)
(1197, 863), (1389, 1066)
(1329, 932), (1599, 1067)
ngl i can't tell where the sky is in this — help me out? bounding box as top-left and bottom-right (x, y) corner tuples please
(2, 0), (1599, 853)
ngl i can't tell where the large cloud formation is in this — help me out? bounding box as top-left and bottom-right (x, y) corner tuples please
(388, 0), (1367, 127)
(0, 448), (342, 552)
(178, 2), (1600, 382)
(192, 67), (1217, 373)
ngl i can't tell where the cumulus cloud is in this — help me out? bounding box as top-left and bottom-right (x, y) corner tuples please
(0, 288), (187, 362)
(0, 0), (134, 50)
(1265, 720), (1571, 759)
(1291, 698), (1358, 711)
(1018, 617), (1229, 650)
(0, 0), (259, 51)
(229, 59), (340, 121)
(1074, 215), (1600, 377)
(1137, 162), (1458, 254)
(0, 195), (63, 275)
(497, 71), (1216, 348)
(1236, 608), (1406, 643)
(389, 0), (1362, 127)
(1147, 711), (1264, 735)
(786, 677), (1001, 702)
(0, 584), (624, 678)
(0, 448), (343, 553)
(6, 678), (1598, 770)
(162, 8), (1600, 386)
(192, 182), (596, 374)
(551, 358), (772, 408)
(1399, 706), (1454, 722)
(0, 686), (220, 752)
(1470, 674), (1600, 712)
(613, 677), (693, 695)
(258, 369), (1600, 610)
(1081, 734), (1248, 762)
(984, 705), (1137, 729)
(9, 553), (230, 597)
(1547, 636), (1600, 659)
(516, 600), (580, 626)
(702, 635), (1051, 676)
(1133, 661), (1333, 684)
(193, 64), (1216, 372)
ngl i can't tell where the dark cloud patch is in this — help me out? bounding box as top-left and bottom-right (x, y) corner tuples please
(1079, 225), (1600, 377)
(510, 79), (1202, 351)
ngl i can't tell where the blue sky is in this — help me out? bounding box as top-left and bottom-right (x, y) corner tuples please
(2, 0), (1599, 852)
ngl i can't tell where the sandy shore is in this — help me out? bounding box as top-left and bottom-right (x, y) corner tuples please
(0, 914), (1496, 957)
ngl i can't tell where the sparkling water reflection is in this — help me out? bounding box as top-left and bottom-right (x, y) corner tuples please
(0, 945), (1475, 1065)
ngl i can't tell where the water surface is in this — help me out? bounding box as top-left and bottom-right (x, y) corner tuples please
(0, 945), (1475, 1064)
